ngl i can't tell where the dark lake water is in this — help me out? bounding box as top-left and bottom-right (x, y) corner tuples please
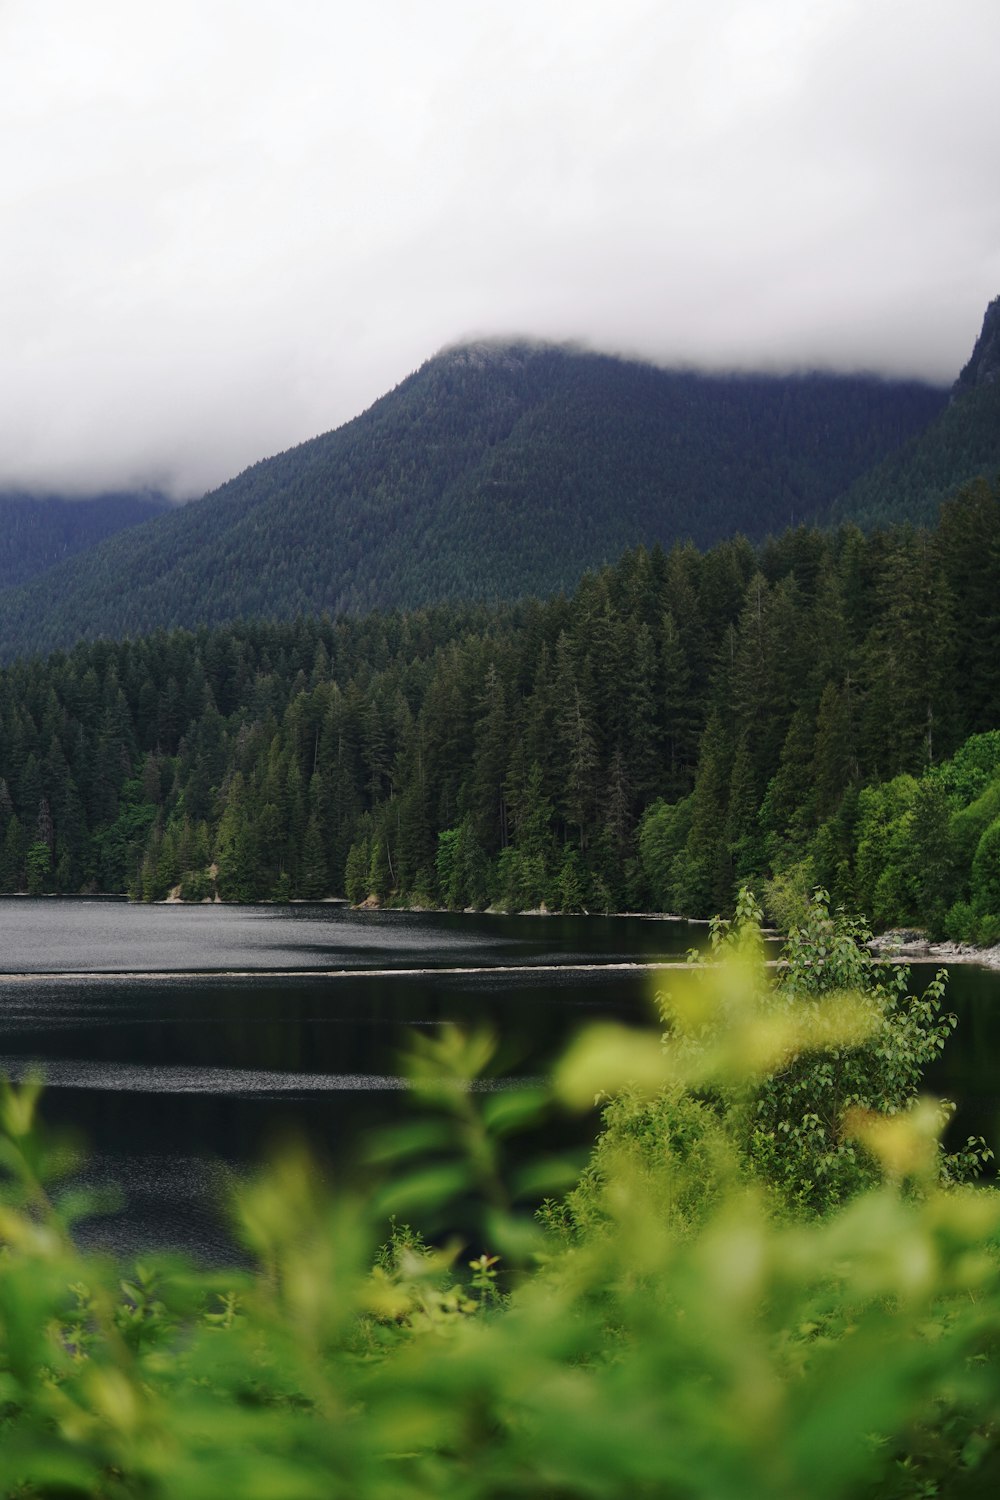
(0, 900), (701, 1260)
(0, 900), (997, 1261)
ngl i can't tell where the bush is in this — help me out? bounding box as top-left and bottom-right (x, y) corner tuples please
(761, 855), (816, 930)
(1, 908), (998, 1499)
(179, 868), (214, 902)
(945, 898), (978, 943)
(565, 889), (990, 1222)
(541, 1085), (728, 1241)
(972, 815), (1000, 915)
(951, 777), (1000, 867)
(930, 729), (1000, 803)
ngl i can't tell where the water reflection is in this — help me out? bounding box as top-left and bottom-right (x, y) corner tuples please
(0, 903), (678, 1259)
(0, 898), (700, 973)
(912, 962), (1000, 1159)
(1, 903), (997, 1262)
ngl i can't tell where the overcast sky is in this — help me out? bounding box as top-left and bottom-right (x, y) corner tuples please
(2, 0), (998, 500)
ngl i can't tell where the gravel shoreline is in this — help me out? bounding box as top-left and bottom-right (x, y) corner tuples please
(868, 929), (1000, 970)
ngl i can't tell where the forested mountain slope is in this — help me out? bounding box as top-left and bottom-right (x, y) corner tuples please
(832, 296), (1000, 529)
(0, 490), (171, 590)
(3, 481), (999, 924)
(0, 343), (944, 662)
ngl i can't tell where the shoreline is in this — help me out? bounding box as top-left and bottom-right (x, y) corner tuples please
(867, 930), (1000, 970)
(7, 894), (1000, 972)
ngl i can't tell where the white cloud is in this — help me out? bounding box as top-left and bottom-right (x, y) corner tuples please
(1, 0), (998, 497)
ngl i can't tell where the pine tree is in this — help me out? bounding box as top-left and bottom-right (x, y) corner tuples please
(0, 814), (25, 892)
(812, 680), (859, 821)
(759, 705), (818, 860)
(367, 835), (391, 902)
(215, 773), (262, 902)
(345, 837), (370, 904)
(553, 634), (599, 850)
(300, 813), (329, 899)
(468, 663), (514, 850)
(660, 611), (696, 798)
(861, 529), (956, 778)
(673, 712), (732, 916)
(936, 479), (1000, 735)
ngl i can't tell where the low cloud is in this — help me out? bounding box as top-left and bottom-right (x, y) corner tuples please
(2, 0), (998, 499)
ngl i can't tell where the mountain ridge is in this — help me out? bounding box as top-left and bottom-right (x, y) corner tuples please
(0, 490), (172, 592)
(829, 296), (1000, 529)
(0, 339), (949, 662)
(955, 294), (1000, 392)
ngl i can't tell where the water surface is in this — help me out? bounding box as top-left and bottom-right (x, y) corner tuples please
(0, 901), (691, 1259)
(0, 902), (996, 1261)
(0, 897), (698, 974)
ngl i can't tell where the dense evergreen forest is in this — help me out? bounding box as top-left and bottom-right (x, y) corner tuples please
(2, 478), (999, 938)
(0, 490), (170, 590)
(830, 294), (1000, 529)
(3, 322), (1000, 1499)
(0, 343), (946, 662)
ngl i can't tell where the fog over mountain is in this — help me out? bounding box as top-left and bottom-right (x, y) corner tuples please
(2, 0), (998, 500)
(0, 340), (954, 662)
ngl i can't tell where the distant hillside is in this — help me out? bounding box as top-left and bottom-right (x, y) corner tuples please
(832, 296), (1000, 528)
(0, 344), (944, 662)
(0, 490), (172, 591)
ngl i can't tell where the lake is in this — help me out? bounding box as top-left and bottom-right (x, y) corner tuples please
(0, 899), (997, 1261)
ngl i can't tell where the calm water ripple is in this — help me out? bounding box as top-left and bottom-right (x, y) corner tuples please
(0, 901), (997, 1262)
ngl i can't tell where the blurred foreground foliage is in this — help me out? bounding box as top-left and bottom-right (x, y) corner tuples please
(2, 893), (999, 1498)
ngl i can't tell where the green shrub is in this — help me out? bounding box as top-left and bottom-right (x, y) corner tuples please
(1, 907), (998, 1499)
(945, 898), (978, 943)
(435, 817), (491, 909)
(761, 855), (816, 930)
(179, 868), (214, 902)
(930, 729), (1000, 803)
(951, 776), (1000, 866)
(972, 815), (1000, 915)
(562, 890), (989, 1223)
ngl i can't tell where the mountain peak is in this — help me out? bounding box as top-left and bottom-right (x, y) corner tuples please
(0, 350), (949, 661)
(954, 295), (1000, 393)
(434, 339), (541, 373)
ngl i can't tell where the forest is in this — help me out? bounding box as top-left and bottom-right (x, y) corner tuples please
(2, 478), (1000, 941)
(3, 333), (1000, 1500)
(0, 490), (169, 591)
(0, 342), (948, 663)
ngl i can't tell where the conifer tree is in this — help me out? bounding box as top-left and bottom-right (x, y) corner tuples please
(345, 837), (370, 904)
(0, 814), (24, 892)
(674, 712), (732, 916)
(300, 814), (328, 900)
(660, 610), (695, 797)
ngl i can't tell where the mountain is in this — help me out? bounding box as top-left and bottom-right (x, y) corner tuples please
(831, 296), (1000, 529)
(0, 490), (172, 591)
(955, 294), (1000, 390)
(0, 342), (946, 662)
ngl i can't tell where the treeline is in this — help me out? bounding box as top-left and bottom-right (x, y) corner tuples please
(832, 379), (1000, 531)
(831, 294), (1000, 531)
(1, 479), (998, 921)
(0, 343), (945, 663)
(0, 491), (170, 592)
